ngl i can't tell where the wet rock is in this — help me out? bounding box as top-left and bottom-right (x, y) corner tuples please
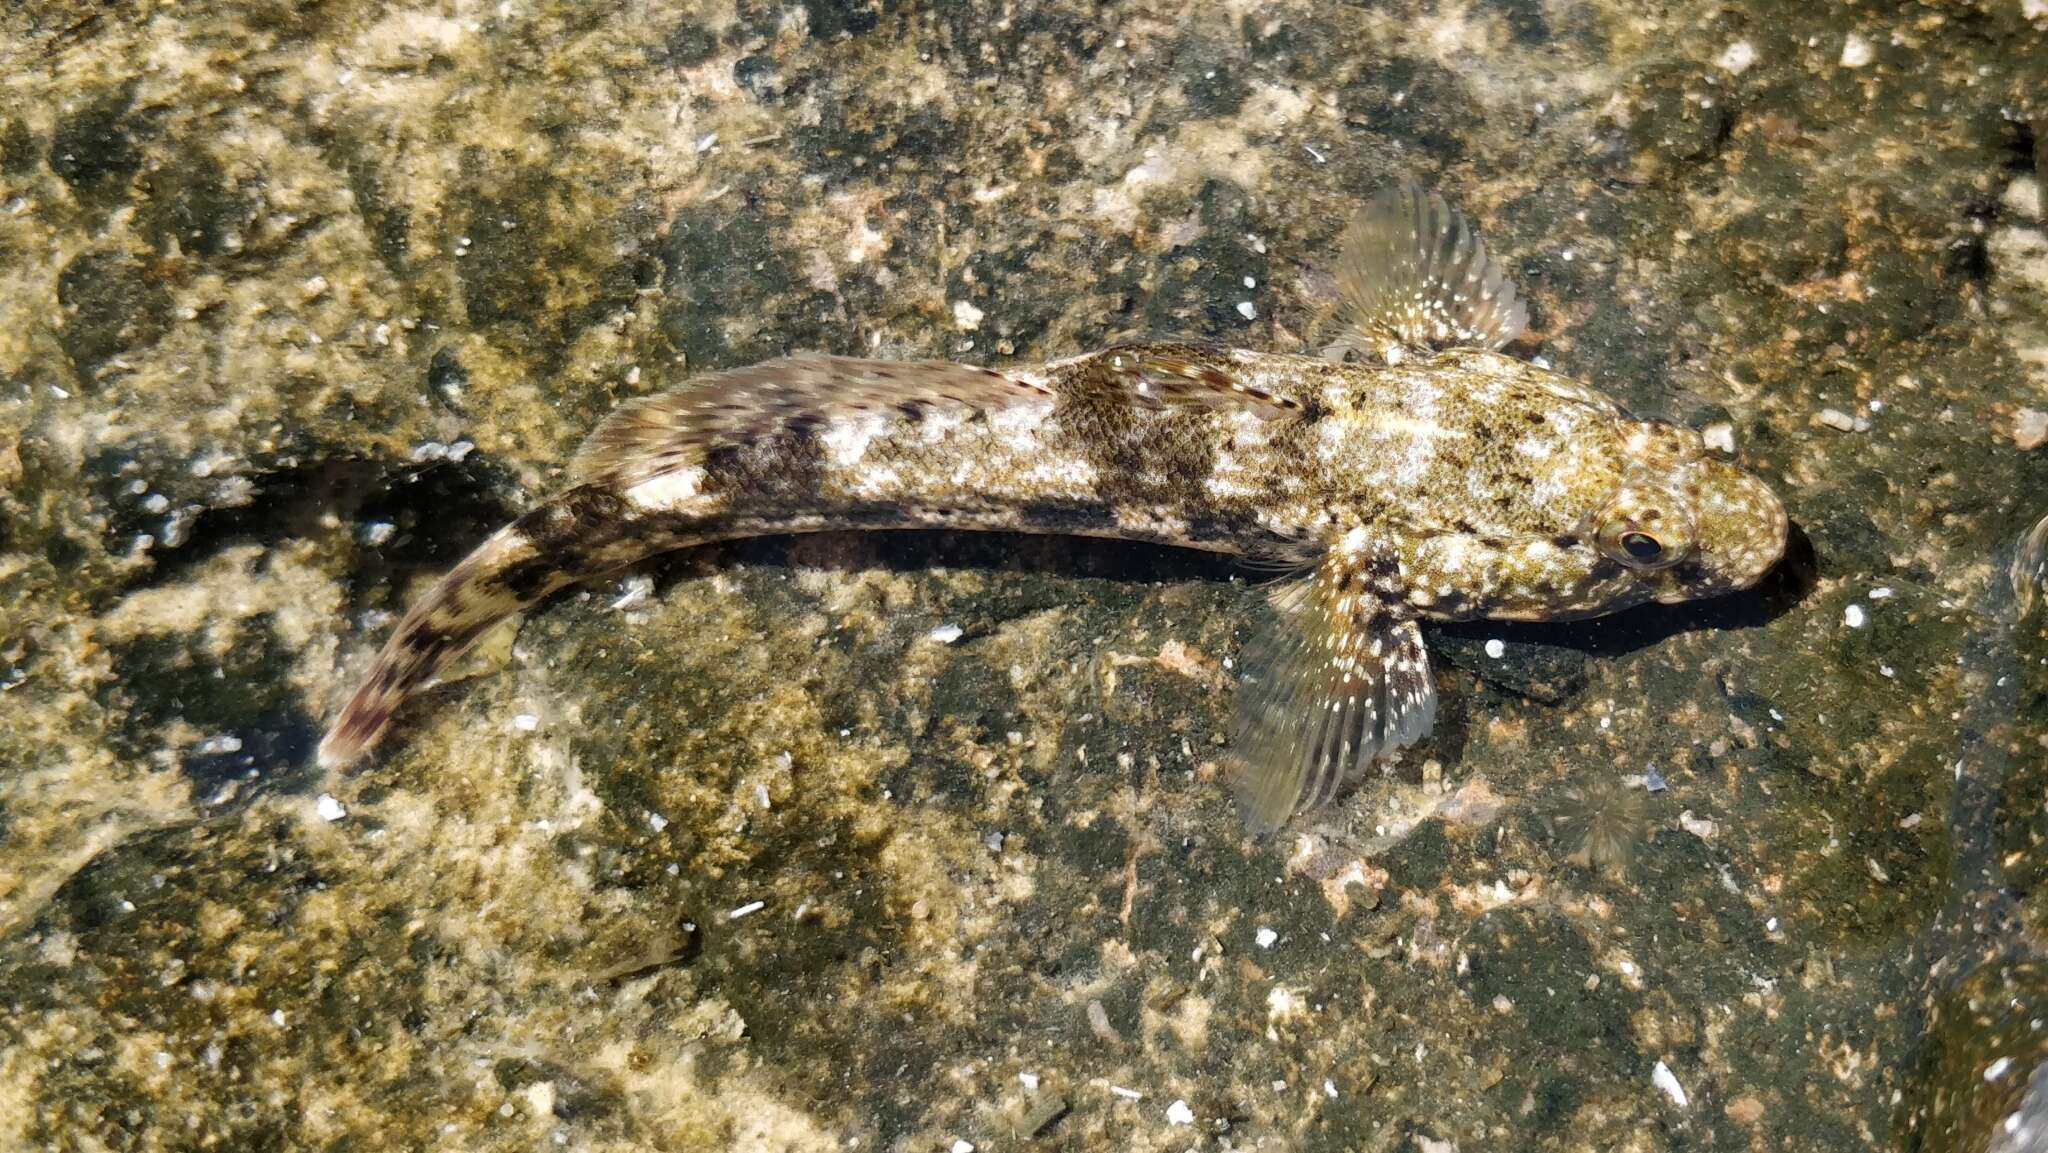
(48, 80), (148, 208)
(54, 245), (173, 384)
(1622, 60), (1733, 178)
(135, 144), (256, 258)
(1433, 630), (1589, 704)
(1894, 961), (2048, 1153)
(0, 115), (37, 175)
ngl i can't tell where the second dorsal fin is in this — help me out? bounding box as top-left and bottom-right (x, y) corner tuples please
(1333, 180), (1528, 363)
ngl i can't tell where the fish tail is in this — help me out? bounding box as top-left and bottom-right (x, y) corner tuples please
(318, 485), (655, 769)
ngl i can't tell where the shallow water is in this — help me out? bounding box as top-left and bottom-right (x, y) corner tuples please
(2, 3), (2046, 1151)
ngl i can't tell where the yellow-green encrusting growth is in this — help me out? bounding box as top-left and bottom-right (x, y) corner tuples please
(320, 182), (1788, 829)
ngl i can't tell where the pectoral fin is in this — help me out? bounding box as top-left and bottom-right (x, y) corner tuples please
(1334, 180), (1528, 362)
(1227, 551), (1438, 831)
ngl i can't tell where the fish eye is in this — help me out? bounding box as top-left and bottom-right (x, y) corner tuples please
(1595, 498), (1693, 571)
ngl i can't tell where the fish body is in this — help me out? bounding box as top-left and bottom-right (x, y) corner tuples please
(319, 183), (1788, 828)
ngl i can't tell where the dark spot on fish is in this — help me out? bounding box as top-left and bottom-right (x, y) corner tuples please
(1015, 500), (1119, 531)
(496, 556), (558, 601)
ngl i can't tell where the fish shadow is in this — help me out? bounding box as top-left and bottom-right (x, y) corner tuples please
(683, 519), (1818, 662)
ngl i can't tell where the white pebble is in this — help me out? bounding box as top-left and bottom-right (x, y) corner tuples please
(299, 275), (330, 302)
(1236, 300), (1258, 320)
(512, 713), (540, 731)
(1165, 1099), (1195, 1125)
(360, 521), (396, 546)
(1840, 33), (1874, 67)
(951, 300), (985, 331)
(1843, 603), (1867, 628)
(1716, 40), (1758, 75)
(1868, 586), (1894, 599)
(1817, 407), (1859, 432)
(1254, 926), (1278, 949)
(1484, 638), (1506, 660)
(1109, 1085), (1143, 1100)
(1018, 1071), (1040, 1091)
(951, 1142), (974, 1153)
(927, 624), (964, 644)
(1652, 1060), (1690, 1107)
(1702, 422), (1737, 454)
(1985, 1056), (2014, 1081)
(727, 900), (766, 920)
(314, 794), (348, 823)
(645, 811), (669, 832)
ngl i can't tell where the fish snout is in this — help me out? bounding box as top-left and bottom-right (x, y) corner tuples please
(1681, 462), (1788, 597)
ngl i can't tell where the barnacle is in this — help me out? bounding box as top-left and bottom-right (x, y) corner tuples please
(1548, 776), (1651, 880)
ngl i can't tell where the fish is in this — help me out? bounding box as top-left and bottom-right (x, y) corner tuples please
(317, 180), (1789, 829)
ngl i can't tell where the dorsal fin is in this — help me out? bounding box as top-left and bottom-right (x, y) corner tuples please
(1333, 180), (1528, 363)
(570, 355), (1055, 488)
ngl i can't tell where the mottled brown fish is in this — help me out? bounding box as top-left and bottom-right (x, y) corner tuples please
(319, 182), (1788, 828)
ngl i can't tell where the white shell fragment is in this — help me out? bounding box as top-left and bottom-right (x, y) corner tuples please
(1652, 1060), (1690, 1107)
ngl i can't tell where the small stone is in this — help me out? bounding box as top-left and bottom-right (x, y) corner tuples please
(2013, 408), (2047, 451)
(951, 1141), (974, 1153)
(1483, 638), (1506, 659)
(1165, 1099), (1195, 1125)
(1254, 926), (1278, 949)
(299, 275), (330, 301)
(1017, 1071), (1039, 1091)
(314, 794), (347, 822)
(1724, 1095), (1766, 1124)
(512, 713), (540, 731)
(1816, 407), (1859, 432)
(1019, 1094), (1069, 1137)
(1839, 33), (1874, 68)
(1236, 300), (1257, 320)
(1843, 603), (1866, 628)
(1702, 422), (1736, 453)
(1715, 40), (1757, 75)
(951, 300), (984, 330)
(2003, 176), (2043, 223)
(928, 624), (964, 644)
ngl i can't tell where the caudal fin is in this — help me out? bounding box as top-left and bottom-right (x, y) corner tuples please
(318, 487), (641, 769)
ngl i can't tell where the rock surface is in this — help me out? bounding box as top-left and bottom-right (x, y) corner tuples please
(3, 2), (2047, 1151)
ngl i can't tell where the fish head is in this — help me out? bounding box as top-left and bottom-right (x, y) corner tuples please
(1587, 420), (1787, 605)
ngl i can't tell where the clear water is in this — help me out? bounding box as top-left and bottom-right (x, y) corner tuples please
(1, 3), (2045, 1151)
